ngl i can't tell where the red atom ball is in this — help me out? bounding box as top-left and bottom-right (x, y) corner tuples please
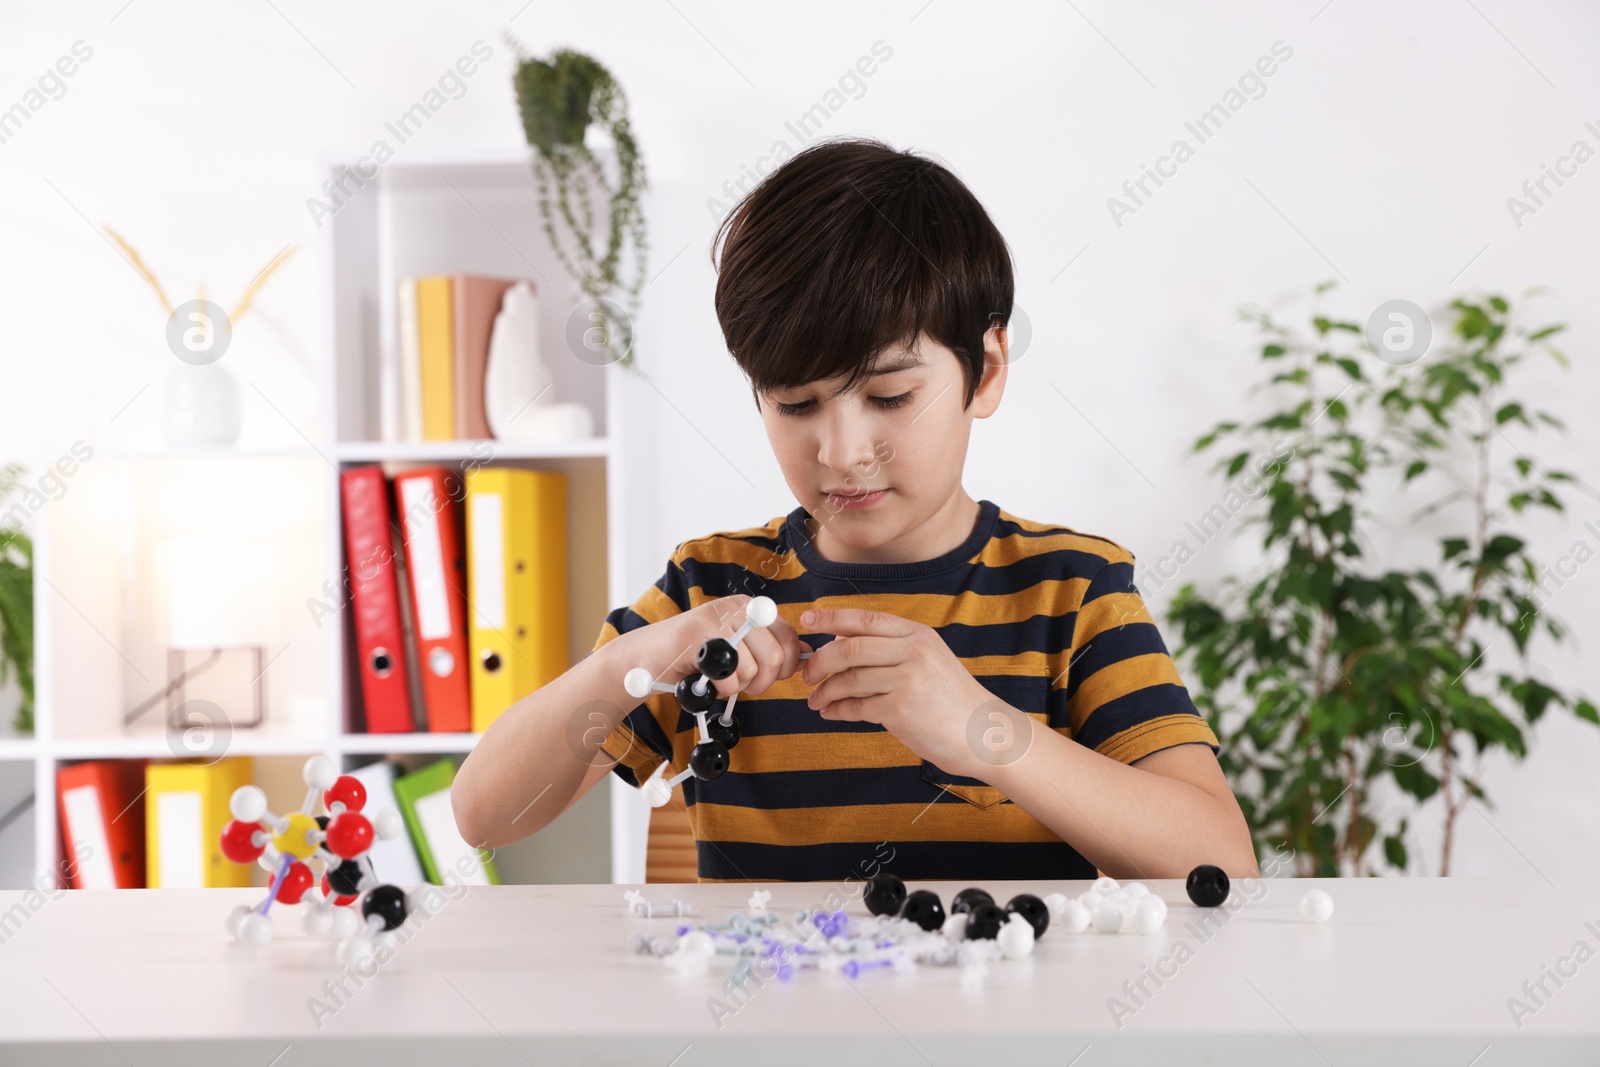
(324, 812), (374, 858)
(324, 775), (367, 814)
(276, 861), (313, 904)
(220, 820), (265, 864)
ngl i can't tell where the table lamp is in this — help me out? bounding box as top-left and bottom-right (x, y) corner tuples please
(126, 537), (282, 733)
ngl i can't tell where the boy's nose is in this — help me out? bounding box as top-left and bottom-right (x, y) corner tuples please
(817, 445), (882, 479)
(815, 420), (881, 475)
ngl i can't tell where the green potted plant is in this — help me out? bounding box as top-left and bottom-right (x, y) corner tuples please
(506, 42), (649, 373)
(0, 463), (35, 735)
(1168, 283), (1598, 876)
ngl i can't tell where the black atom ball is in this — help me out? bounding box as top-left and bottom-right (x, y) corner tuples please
(1005, 893), (1050, 938)
(696, 638), (738, 681)
(361, 884), (408, 931)
(675, 676), (717, 713)
(950, 887), (995, 915)
(706, 713), (741, 750)
(964, 903), (1005, 940)
(314, 814), (329, 831)
(900, 890), (945, 932)
(688, 740), (729, 781)
(1186, 864), (1230, 907)
(862, 872), (907, 917)
(327, 858), (364, 897)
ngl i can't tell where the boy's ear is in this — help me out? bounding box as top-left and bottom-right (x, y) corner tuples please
(969, 324), (1008, 418)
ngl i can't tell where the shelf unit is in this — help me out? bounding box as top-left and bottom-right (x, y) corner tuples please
(14, 152), (632, 890)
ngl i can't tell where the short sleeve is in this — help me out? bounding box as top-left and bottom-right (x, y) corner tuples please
(589, 544), (699, 787)
(1064, 552), (1219, 764)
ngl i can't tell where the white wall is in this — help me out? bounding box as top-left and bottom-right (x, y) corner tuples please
(2, 0), (1596, 878)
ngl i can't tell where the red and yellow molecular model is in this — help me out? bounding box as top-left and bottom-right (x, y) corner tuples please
(220, 755), (419, 968)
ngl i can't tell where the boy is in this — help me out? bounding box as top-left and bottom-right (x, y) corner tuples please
(454, 137), (1258, 883)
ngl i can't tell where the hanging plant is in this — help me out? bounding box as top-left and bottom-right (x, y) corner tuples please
(506, 41), (648, 373)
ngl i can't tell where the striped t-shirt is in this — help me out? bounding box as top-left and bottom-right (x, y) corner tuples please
(592, 498), (1219, 882)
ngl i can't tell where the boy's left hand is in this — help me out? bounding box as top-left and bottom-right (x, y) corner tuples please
(800, 606), (1019, 780)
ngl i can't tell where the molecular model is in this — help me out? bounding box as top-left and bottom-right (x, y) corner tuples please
(622, 595), (811, 808)
(220, 755), (415, 968)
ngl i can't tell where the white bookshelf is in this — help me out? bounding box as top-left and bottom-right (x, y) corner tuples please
(12, 153), (634, 890)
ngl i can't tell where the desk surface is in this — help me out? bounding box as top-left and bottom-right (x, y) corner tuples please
(1, 876), (1597, 1066)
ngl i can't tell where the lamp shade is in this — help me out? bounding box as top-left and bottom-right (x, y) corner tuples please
(165, 538), (282, 649)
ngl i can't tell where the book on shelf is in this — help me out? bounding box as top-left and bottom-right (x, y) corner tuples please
(400, 274), (529, 443)
(57, 759), (149, 889)
(393, 467), (471, 733)
(340, 466), (417, 734)
(145, 757), (254, 889)
(464, 467), (570, 733)
(396, 279), (424, 443)
(391, 758), (498, 886)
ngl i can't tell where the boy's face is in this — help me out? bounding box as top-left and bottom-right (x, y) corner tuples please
(756, 327), (1008, 564)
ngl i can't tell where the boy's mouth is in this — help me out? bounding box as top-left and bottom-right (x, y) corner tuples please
(825, 487), (889, 510)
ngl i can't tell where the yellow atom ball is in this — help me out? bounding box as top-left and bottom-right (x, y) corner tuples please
(274, 812), (320, 860)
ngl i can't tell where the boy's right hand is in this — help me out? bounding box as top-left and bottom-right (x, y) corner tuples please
(629, 595), (811, 701)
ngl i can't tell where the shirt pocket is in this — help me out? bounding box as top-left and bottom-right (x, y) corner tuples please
(920, 672), (1054, 810)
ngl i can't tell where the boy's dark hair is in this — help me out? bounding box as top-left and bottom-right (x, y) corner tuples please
(711, 137), (1014, 412)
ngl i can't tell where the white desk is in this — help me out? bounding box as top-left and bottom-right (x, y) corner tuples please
(1, 877), (1596, 1065)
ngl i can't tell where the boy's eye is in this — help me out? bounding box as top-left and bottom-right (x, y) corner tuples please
(873, 391), (914, 411)
(773, 391), (914, 417)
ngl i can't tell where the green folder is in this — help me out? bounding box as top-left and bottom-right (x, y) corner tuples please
(392, 758), (500, 886)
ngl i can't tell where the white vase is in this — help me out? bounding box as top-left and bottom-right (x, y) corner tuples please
(160, 363), (241, 447)
(485, 281), (594, 442)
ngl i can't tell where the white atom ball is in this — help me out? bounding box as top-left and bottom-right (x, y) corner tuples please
(1092, 899), (1124, 933)
(237, 913), (273, 947)
(1058, 898), (1091, 934)
(997, 916), (1036, 959)
(229, 785), (268, 824)
(226, 903), (253, 938)
(1042, 892), (1069, 921)
(942, 913), (968, 940)
(1079, 890), (1104, 912)
(642, 778), (672, 808)
(303, 905), (334, 937)
(1125, 882), (1150, 898)
(679, 931), (716, 958)
(303, 755), (340, 790)
(1092, 876), (1120, 894)
(373, 808), (404, 841)
(624, 668), (654, 700)
(331, 907), (360, 939)
(746, 596), (778, 628)
(1132, 895), (1167, 934)
(1300, 889), (1334, 923)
